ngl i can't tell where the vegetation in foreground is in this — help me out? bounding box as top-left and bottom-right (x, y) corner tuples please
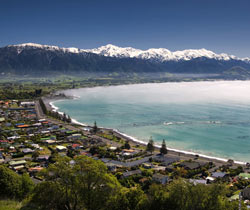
(0, 156), (245, 210)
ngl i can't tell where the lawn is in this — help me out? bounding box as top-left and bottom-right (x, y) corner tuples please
(0, 199), (22, 210)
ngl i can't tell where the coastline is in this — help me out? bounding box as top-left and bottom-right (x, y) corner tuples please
(44, 94), (247, 166)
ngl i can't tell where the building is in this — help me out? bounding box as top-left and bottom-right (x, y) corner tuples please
(153, 155), (180, 166)
(9, 160), (26, 167)
(152, 173), (168, 184)
(189, 179), (207, 185)
(122, 169), (142, 178)
(242, 188), (250, 200)
(179, 161), (201, 170)
(239, 173), (250, 180)
(211, 172), (227, 179)
(56, 145), (67, 152)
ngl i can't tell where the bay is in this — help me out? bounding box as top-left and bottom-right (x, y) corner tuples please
(53, 81), (250, 163)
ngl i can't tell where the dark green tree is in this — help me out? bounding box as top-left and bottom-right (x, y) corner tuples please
(66, 115), (72, 123)
(146, 136), (154, 154)
(0, 165), (34, 200)
(160, 139), (168, 155)
(32, 150), (40, 160)
(28, 156), (121, 210)
(92, 121), (98, 133)
(124, 140), (131, 149)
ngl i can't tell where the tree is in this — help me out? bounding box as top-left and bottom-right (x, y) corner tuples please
(32, 150), (40, 160)
(92, 121), (98, 133)
(0, 165), (22, 199)
(63, 112), (67, 122)
(28, 156), (121, 210)
(110, 187), (147, 210)
(0, 165), (34, 200)
(146, 136), (154, 154)
(160, 139), (167, 155)
(146, 179), (246, 210)
(67, 115), (72, 123)
(21, 173), (34, 199)
(124, 140), (131, 149)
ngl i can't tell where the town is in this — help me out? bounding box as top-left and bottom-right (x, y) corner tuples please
(1, 98), (250, 209)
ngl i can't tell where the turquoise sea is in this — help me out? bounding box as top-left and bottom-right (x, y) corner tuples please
(53, 81), (250, 163)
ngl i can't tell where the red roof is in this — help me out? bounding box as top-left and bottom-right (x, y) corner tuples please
(72, 144), (80, 148)
(0, 140), (8, 143)
(17, 124), (30, 128)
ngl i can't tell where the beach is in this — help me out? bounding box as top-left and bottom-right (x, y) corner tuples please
(42, 94), (247, 168)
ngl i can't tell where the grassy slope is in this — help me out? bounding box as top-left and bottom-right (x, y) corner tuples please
(0, 200), (22, 210)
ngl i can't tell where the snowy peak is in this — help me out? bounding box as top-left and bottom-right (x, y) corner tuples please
(9, 43), (82, 54)
(6, 43), (249, 62)
(84, 44), (240, 62)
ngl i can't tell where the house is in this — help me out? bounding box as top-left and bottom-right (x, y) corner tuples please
(152, 173), (168, 184)
(122, 169), (142, 178)
(106, 162), (117, 172)
(211, 172), (227, 179)
(28, 167), (43, 175)
(56, 145), (67, 152)
(153, 155), (180, 165)
(13, 165), (25, 171)
(153, 166), (166, 172)
(109, 146), (117, 151)
(9, 160), (26, 167)
(206, 176), (215, 183)
(71, 144), (81, 150)
(67, 133), (82, 141)
(44, 140), (56, 145)
(31, 144), (42, 150)
(22, 148), (34, 154)
(21, 101), (35, 107)
(165, 165), (175, 172)
(121, 149), (139, 157)
(37, 155), (50, 162)
(189, 179), (207, 185)
(142, 163), (153, 169)
(124, 156), (154, 168)
(242, 188), (250, 200)
(239, 173), (250, 180)
(179, 161), (206, 170)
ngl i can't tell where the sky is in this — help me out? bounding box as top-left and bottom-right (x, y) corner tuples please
(0, 0), (250, 57)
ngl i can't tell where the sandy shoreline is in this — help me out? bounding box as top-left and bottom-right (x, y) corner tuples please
(43, 95), (246, 166)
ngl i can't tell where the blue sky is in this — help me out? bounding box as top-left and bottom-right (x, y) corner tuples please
(1, 0), (250, 57)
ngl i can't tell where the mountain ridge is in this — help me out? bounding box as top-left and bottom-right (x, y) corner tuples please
(0, 43), (250, 77)
(8, 43), (250, 63)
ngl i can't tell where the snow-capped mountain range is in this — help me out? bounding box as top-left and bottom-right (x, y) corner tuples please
(1, 42), (250, 77)
(9, 43), (250, 63)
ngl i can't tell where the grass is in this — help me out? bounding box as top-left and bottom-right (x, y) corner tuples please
(39, 146), (51, 155)
(0, 199), (22, 210)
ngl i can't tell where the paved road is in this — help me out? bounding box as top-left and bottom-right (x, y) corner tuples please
(35, 100), (81, 131)
(35, 100), (244, 169)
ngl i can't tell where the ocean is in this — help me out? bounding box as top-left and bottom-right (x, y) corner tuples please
(52, 81), (250, 163)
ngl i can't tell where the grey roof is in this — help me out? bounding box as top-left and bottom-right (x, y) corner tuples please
(153, 155), (180, 165)
(123, 169), (142, 177)
(153, 173), (168, 179)
(212, 172), (227, 178)
(190, 179), (207, 185)
(108, 155), (156, 168)
(179, 161), (205, 170)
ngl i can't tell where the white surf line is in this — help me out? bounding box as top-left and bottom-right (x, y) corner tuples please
(49, 97), (247, 165)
